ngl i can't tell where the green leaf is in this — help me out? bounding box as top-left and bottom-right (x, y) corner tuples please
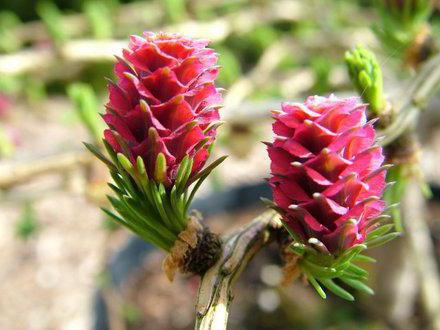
(149, 181), (175, 232)
(289, 243), (306, 256)
(154, 153), (167, 184)
(290, 242), (318, 256)
(301, 259), (337, 278)
(110, 169), (138, 200)
(122, 196), (177, 243)
(353, 254), (376, 263)
(336, 244), (367, 265)
(117, 153), (134, 174)
(175, 155), (193, 194)
(107, 182), (123, 195)
(158, 183), (185, 231)
(180, 157), (193, 191)
(346, 263), (369, 277)
(83, 142), (115, 169)
(101, 207), (124, 223)
(203, 121), (224, 135)
(307, 274), (327, 299)
(103, 140), (120, 168)
(365, 214), (392, 230)
(134, 156), (154, 202)
(186, 172), (210, 212)
(260, 197), (276, 208)
(187, 155), (227, 185)
(175, 156), (189, 188)
(170, 185), (184, 222)
(366, 224), (395, 240)
(340, 277), (374, 295)
(341, 270), (367, 281)
(107, 197), (173, 251)
(358, 70), (372, 89)
(136, 156), (147, 177)
(113, 133), (133, 161)
(319, 278), (355, 301)
(366, 232), (401, 248)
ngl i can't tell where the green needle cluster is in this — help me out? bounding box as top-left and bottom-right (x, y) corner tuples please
(290, 214), (399, 301)
(85, 141), (226, 251)
(345, 46), (386, 116)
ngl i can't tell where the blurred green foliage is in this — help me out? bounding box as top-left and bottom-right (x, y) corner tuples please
(25, 78), (47, 104)
(0, 76), (21, 95)
(102, 214), (120, 232)
(67, 83), (103, 143)
(37, 1), (69, 46)
(163, 0), (188, 23)
(0, 11), (21, 53)
(215, 46), (242, 86)
(0, 0), (130, 21)
(121, 303), (142, 325)
(96, 270), (112, 289)
(15, 202), (39, 241)
(224, 26), (278, 71)
(83, 0), (116, 39)
(0, 126), (14, 158)
(373, 0), (435, 62)
(311, 57), (332, 95)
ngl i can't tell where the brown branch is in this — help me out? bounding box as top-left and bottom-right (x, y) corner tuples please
(194, 211), (280, 330)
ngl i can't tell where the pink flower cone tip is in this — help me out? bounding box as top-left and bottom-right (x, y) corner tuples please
(267, 95), (387, 254)
(104, 31), (222, 187)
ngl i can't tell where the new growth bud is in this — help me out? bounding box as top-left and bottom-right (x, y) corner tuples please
(345, 46), (386, 115)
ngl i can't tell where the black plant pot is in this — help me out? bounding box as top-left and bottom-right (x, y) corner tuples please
(92, 181), (272, 330)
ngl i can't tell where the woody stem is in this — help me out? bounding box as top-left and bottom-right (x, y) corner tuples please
(194, 211), (280, 330)
(379, 51), (440, 146)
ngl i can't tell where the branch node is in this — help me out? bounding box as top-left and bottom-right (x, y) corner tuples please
(162, 216), (222, 281)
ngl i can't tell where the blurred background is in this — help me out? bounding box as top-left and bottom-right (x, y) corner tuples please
(2, 0), (440, 329)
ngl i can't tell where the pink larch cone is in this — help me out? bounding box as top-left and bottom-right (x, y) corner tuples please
(104, 32), (222, 187)
(267, 95), (387, 254)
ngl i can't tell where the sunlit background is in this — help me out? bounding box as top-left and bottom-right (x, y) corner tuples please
(1, 0), (440, 329)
